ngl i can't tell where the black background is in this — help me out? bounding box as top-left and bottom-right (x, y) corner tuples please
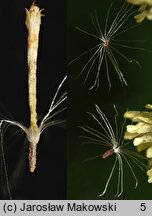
(0, 0), (66, 199)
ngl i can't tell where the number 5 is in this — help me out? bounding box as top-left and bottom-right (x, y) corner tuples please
(140, 203), (146, 211)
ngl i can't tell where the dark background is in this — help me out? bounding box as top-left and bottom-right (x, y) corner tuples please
(2, 0), (152, 201)
(68, 0), (152, 199)
(0, 0), (66, 199)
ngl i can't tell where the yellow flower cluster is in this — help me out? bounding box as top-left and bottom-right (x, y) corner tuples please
(127, 0), (152, 22)
(124, 104), (152, 183)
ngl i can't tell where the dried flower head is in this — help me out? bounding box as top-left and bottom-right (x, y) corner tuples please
(124, 104), (152, 183)
(127, 0), (152, 22)
(25, 2), (43, 31)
